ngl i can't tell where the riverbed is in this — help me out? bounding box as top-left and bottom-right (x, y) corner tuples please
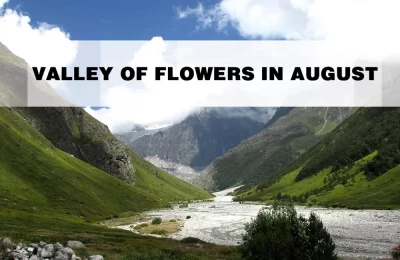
(124, 187), (400, 259)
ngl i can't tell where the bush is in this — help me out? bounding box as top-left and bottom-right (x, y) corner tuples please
(239, 203), (337, 260)
(392, 243), (400, 260)
(151, 230), (168, 235)
(151, 217), (162, 225)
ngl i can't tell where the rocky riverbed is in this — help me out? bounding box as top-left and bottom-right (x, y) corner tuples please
(117, 187), (400, 259)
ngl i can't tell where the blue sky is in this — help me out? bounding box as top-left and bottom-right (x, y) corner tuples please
(6, 0), (241, 40)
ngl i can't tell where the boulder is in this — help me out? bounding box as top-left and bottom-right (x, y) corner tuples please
(40, 244), (54, 258)
(29, 255), (39, 260)
(66, 241), (85, 249)
(0, 237), (14, 250)
(54, 247), (74, 260)
(54, 242), (63, 252)
(39, 241), (47, 247)
(29, 243), (38, 249)
(88, 255), (104, 260)
(16, 243), (23, 250)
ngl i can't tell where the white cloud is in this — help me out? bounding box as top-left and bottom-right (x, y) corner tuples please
(85, 37), (200, 133)
(0, 4), (78, 68)
(0, 0), (8, 9)
(177, 0), (400, 44)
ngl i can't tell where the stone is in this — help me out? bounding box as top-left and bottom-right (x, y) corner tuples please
(39, 241), (47, 247)
(66, 241), (85, 249)
(16, 243), (23, 250)
(29, 256), (39, 260)
(27, 247), (34, 253)
(54, 242), (63, 252)
(0, 237), (14, 250)
(54, 247), (74, 260)
(29, 243), (38, 249)
(40, 244), (54, 258)
(88, 255), (104, 260)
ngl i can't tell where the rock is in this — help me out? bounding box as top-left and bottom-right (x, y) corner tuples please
(0, 237), (14, 250)
(29, 243), (38, 249)
(16, 249), (29, 259)
(88, 255), (103, 260)
(54, 247), (74, 260)
(29, 255), (39, 260)
(27, 247), (34, 253)
(40, 244), (54, 258)
(66, 241), (85, 248)
(186, 216), (191, 219)
(54, 242), (63, 252)
(39, 241), (47, 247)
(16, 243), (23, 250)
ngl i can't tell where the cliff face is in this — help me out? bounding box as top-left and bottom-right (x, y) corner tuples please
(129, 108), (271, 170)
(19, 107), (137, 183)
(0, 42), (136, 183)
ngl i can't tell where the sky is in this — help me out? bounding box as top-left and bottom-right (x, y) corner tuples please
(1, 0), (242, 40)
(1, 0), (400, 132)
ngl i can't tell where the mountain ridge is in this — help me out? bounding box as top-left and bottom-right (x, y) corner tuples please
(195, 107), (353, 191)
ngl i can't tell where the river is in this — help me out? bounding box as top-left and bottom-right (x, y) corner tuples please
(128, 187), (400, 259)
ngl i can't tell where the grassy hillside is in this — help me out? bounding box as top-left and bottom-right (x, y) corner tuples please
(198, 108), (352, 191)
(236, 108), (400, 209)
(0, 42), (227, 259)
(0, 108), (211, 221)
(0, 210), (238, 260)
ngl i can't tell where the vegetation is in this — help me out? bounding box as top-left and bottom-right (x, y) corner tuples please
(236, 151), (400, 209)
(151, 230), (168, 236)
(295, 108), (400, 181)
(208, 108), (351, 190)
(0, 107), (211, 220)
(0, 211), (238, 260)
(240, 203), (337, 260)
(152, 217), (162, 225)
(237, 108), (400, 209)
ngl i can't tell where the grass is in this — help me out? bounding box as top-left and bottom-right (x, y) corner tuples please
(0, 211), (238, 260)
(0, 108), (211, 221)
(0, 106), (220, 258)
(136, 219), (182, 235)
(237, 152), (400, 209)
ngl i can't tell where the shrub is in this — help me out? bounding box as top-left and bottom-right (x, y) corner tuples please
(151, 230), (168, 235)
(151, 217), (162, 225)
(392, 243), (400, 260)
(134, 223), (149, 230)
(239, 203), (337, 260)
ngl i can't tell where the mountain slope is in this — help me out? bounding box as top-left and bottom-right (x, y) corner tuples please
(0, 107), (211, 220)
(196, 107), (353, 191)
(124, 108), (272, 179)
(0, 42), (211, 221)
(236, 108), (400, 209)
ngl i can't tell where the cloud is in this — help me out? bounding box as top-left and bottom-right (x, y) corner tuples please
(0, 3), (78, 68)
(176, 0), (400, 43)
(0, 0), (8, 9)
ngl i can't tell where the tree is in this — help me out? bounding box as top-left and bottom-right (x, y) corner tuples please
(240, 203), (337, 260)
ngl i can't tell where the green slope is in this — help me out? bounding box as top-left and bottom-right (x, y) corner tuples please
(0, 108), (211, 220)
(237, 108), (400, 209)
(198, 108), (352, 191)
